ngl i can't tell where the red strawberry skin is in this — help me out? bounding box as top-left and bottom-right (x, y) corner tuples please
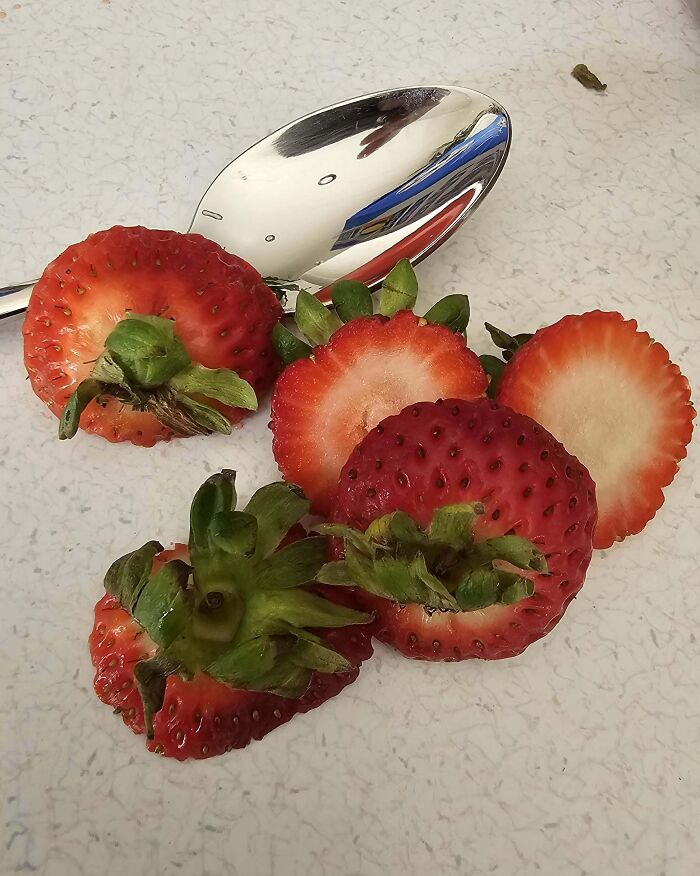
(23, 226), (283, 446)
(270, 310), (487, 515)
(496, 311), (694, 549)
(89, 545), (373, 760)
(329, 398), (597, 661)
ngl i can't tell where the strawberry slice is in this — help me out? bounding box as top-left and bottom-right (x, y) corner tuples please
(23, 226), (283, 446)
(495, 311), (694, 548)
(89, 472), (373, 759)
(270, 262), (487, 515)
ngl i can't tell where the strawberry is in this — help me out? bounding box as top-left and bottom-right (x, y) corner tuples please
(270, 261), (487, 515)
(23, 226), (283, 446)
(319, 398), (597, 661)
(88, 471), (373, 759)
(489, 312), (695, 548)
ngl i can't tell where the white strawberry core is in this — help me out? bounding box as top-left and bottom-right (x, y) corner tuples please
(530, 360), (657, 503)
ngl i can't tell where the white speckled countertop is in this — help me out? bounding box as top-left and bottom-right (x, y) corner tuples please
(1, 1), (699, 874)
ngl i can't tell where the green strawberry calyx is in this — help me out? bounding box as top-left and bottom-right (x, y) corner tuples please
(59, 313), (258, 440)
(272, 260), (471, 365)
(103, 470), (371, 737)
(317, 503), (548, 613)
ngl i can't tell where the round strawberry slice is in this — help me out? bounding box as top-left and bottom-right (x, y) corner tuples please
(270, 261), (487, 515)
(322, 398), (597, 661)
(89, 472), (373, 760)
(23, 226), (283, 446)
(494, 311), (695, 548)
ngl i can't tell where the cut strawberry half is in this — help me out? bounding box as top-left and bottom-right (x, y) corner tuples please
(495, 311), (694, 548)
(270, 262), (487, 515)
(23, 226), (283, 446)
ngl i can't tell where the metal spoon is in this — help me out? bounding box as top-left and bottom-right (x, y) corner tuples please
(0, 85), (510, 319)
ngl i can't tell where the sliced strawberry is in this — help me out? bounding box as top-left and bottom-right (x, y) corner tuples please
(88, 473), (373, 759)
(496, 311), (694, 548)
(326, 398), (597, 661)
(271, 310), (487, 514)
(23, 226), (282, 446)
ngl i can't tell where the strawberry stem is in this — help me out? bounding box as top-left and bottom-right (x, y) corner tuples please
(317, 504), (547, 613)
(58, 314), (257, 440)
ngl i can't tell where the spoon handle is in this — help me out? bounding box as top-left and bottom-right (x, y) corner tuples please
(0, 280), (35, 319)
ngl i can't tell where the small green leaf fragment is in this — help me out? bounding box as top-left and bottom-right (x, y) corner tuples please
(189, 471), (237, 556)
(295, 290), (343, 346)
(289, 637), (352, 674)
(209, 510), (258, 557)
(456, 567), (500, 611)
(169, 362), (257, 411)
(316, 561), (353, 586)
(480, 355), (506, 398)
(259, 536), (328, 589)
(176, 395), (233, 435)
(103, 540), (164, 612)
(105, 313), (190, 388)
(499, 574), (535, 604)
(484, 322), (521, 353)
(244, 482), (310, 558)
(272, 322), (312, 365)
(58, 378), (104, 440)
(378, 259), (418, 317)
(474, 535), (548, 573)
(206, 636), (282, 686)
(133, 656), (176, 739)
(132, 559), (191, 649)
(429, 503), (483, 548)
(315, 523), (373, 556)
(423, 294), (470, 333)
(239, 588), (371, 640)
(571, 64), (607, 92)
(331, 280), (374, 322)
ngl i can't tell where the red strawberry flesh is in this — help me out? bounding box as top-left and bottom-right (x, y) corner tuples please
(329, 398), (597, 660)
(271, 310), (487, 514)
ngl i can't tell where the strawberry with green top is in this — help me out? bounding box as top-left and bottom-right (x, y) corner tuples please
(318, 398), (597, 661)
(24, 226), (283, 446)
(270, 260), (488, 515)
(89, 470), (373, 759)
(483, 312), (695, 548)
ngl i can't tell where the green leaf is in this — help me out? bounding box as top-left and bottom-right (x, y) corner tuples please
(294, 290), (343, 346)
(499, 574), (535, 604)
(289, 636), (352, 674)
(189, 471), (237, 556)
(259, 536), (328, 589)
(90, 351), (130, 387)
(244, 482), (310, 559)
(429, 503), (483, 549)
(272, 321), (312, 365)
(206, 636), (283, 686)
(209, 510), (258, 557)
(316, 561), (353, 586)
(105, 313), (190, 388)
(370, 553), (458, 609)
(480, 355), (506, 398)
(248, 661), (311, 699)
(103, 540), (164, 613)
(240, 589), (371, 640)
(455, 567), (500, 611)
(365, 511), (428, 548)
(345, 543), (385, 593)
(176, 394), (233, 435)
(484, 322), (521, 353)
(409, 553), (459, 609)
(316, 523), (373, 556)
(169, 362), (257, 411)
(58, 378), (104, 440)
(474, 535), (548, 573)
(378, 259), (418, 317)
(331, 280), (374, 322)
(132, 559), (192, 649)
(133, 656), (178, 739)
(423, 294), (470, 334)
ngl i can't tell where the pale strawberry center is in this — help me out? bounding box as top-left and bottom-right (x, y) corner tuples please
(529, 359), (658, 506)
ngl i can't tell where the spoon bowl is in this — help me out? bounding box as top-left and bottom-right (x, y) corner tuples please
(0, 85), (510, 318)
